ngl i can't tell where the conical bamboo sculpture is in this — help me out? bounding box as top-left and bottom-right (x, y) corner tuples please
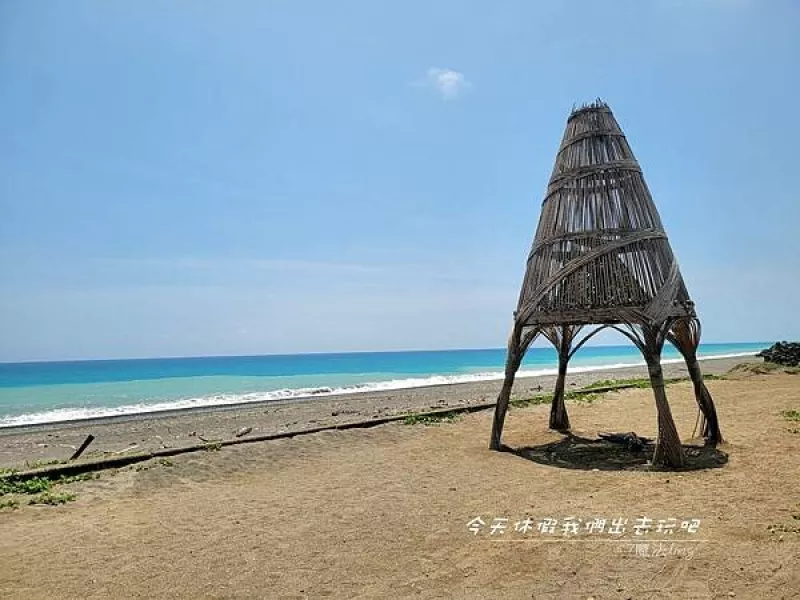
(490, 100), (722, 468)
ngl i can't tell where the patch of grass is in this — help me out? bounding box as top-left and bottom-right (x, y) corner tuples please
(510, 394), (551, 408)
(0, 471), (98, 498)
(583, 377), (652, 390)
(703, 373), (726, 381)
(403, 411), (462, 425)
(0, 497), (19, 510)
(135, 457), (175, 471)
(203, 441), (223, 451)
(730, 362), (799, 375)
(28, 491), (76, 506)
(58, 472), (100, 484)
(24, 458), (66, 469)
(780, 410), (800, 422)
(570, 392), (602, 404)
(0, 467), (19, 476)
(581, 376), (693, 391)
(0, 476), (52, 496)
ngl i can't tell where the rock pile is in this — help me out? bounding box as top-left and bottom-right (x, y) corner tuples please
(756, 341), (800, 367)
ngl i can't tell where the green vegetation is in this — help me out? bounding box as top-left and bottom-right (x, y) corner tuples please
(59, 472), (100, 484)
(569, 392), (602, 404)
(403, 410), (462, 425)
(780, 410), (800, 422)
(28, 491), (76, 506)
(203, 441), (223, 451)
(731, 362), (800, 375)
(134, 457), (175, 472)
(0, 476), (52, 496)
(703, 373), (726, 381)
(510, 394), (551, 409)
(24, 458), (66, 469)
(580, 374), (714, 391)
(0, 470), (98, 511)
(583, 377), (653, 390)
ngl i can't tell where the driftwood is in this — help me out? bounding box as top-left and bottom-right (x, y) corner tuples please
(69, 435), (95, 461)
(234, 427), (253, 438)
(490, 100), (721, 469)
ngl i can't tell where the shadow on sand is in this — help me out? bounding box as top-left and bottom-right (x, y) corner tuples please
(501, 434), (728, 472)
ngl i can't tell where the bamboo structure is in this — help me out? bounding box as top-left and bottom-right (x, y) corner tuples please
(490, 100), (722, 468)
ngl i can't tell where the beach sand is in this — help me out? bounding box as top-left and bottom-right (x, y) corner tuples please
(1, 358), (799, 598)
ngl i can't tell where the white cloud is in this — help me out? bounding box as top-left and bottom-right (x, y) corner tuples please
(414, 67), (472, 100)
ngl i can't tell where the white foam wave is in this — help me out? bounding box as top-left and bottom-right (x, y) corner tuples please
(0, 351), (756, 428)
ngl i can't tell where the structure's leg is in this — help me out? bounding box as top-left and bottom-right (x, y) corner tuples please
(490, 325), (527, 450)
(667, 318), (722, 445)
(549, 350), (571, 431)
(643, 324), (685, 468)
(685, 357), (722, 444)
(543, 325), (578, 432)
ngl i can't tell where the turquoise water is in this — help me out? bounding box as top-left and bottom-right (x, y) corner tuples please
(0, 343), (766, 427)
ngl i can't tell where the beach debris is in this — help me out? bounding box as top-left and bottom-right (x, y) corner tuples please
(598, 431), (651, 452)
(234, 426), (252, 438)
(111, 444), (139, 455)
(69, 435), (95, 461)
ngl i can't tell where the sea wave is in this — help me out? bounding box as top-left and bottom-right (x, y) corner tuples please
(0, 351), (756, 428)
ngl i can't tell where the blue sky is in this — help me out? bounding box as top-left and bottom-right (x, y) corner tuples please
(1, 0), (798, 362)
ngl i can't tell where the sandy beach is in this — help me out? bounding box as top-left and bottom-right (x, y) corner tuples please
(1, 357), (798, 599)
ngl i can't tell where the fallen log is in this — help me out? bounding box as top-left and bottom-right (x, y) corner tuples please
(69, 435), (95, 461)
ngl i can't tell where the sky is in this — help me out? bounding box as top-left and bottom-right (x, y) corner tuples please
(0, 0), (798, 362)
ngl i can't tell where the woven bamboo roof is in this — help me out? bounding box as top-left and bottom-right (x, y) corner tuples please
(515, 100), (695, 327)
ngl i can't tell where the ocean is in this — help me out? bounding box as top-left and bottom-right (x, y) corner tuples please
(0, 343), (765, 428)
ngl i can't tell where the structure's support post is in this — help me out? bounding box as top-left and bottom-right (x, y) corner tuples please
(642, 323), (685, 468)
(668, 319), (722, 445)
(548, 326), (571, 431)
(490, 323), (537, 450)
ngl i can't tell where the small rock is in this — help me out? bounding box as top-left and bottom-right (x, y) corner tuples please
(234, 426), (252, 438)
(331, 411), (339, 416)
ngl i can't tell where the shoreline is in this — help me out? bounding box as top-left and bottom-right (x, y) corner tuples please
(0, 355), (756, 469)
(0, 351), (758, 430)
